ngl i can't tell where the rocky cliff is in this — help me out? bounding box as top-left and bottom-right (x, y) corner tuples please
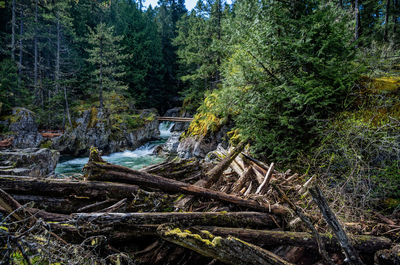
(52, 107), (160, 156)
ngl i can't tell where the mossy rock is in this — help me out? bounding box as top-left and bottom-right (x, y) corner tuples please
(182, 112), (221, 139)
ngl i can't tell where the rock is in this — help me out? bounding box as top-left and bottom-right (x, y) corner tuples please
(177, 124), (231, 159)
(9, 108), (43, 148)
(0, 148), (60, 177)
(52, 107), (160, 156)
(163, 107), (192, 132)
(162, 131), (182, 154)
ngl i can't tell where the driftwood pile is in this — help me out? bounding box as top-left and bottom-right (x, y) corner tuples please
(0, 144), (398, 264)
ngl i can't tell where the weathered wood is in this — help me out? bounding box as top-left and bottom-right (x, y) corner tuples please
(231, 167), (253, 194)
(272, 184), (333, 265)
(13, 194), (89, 214)
(309, 185), (364, 265)
(0, 176), (139, 200)
(141, 158), (205, 181)
(205, 141), (246, 188)
(255, 162), (274, 194)
(158, 225), (293, 265)
(99, 198), (127, 213)
(84, 148), (288, 215)
(199, 227), (392, 253)
(157, 117), (193, 122)
(72, 211), (278, 229)
(0, 188), (30, 221)
(77, 199), (117, 213)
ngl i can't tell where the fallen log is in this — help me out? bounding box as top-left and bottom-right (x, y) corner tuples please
(255, 162), (274, 194)
(309, 185), (364, 265)
(0, 175), (139, 200)
(198, 227), (392, 253)
(158, 225), (293, 265)
(77, 199), (117, 213)
(12, 194), (89, 214)
(231, 167), (253, 194)
(84, 147), (288, 215)
(141, 158), (206, 181)
(205, 141), (246, 188)
(71, 211), (278, 229)
(272, 183), (332, 264)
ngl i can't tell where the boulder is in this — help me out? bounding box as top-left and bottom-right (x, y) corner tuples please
(9, 108), (43, 148)
(161, 131), (181, 154)
(0, 148), (60, 177)
(177, 124), (231, 159)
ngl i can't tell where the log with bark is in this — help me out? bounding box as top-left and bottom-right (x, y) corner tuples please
(71, 211), (278, 229)
(197, 227), (392, 253)
(309, 185), (364, 265)
(0, 175), (139, 200)
(158, 225), (293, 265)
(83, 147), (288, 215)
(0, 176), (175, 214)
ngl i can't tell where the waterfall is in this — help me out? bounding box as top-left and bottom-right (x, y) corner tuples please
(55, 122), (175, 176)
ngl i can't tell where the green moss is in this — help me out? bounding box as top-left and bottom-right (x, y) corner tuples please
(182, 112), (221, 138)
(40, 140), (52, 149)
(88, 106), (98, 128)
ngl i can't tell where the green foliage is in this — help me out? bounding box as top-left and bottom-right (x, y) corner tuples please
(305, 80), (400, 211)
(189, 1), (359, 162)
(174, 0), (228, 109)
(86, 23), (128, 98)
(0, 59), (28, 115)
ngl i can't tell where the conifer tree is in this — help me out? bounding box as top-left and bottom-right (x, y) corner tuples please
(86, 23), (127, 111)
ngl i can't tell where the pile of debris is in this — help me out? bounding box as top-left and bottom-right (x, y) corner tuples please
(0, 144), (398, 264)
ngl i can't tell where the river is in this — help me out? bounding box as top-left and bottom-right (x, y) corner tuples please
(55, 122), (174, 176)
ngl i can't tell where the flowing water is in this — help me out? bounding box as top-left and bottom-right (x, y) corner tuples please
(55, 122), (174, 176)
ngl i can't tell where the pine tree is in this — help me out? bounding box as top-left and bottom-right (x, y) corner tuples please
(86, 23), (127, 111)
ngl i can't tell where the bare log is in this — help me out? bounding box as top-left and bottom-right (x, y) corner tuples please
(71, 211), (278, 229)
(158, 225), (293, 265)
(272, 184), (333, 265)
(84, 148), (288, 215)
(309, 185), (364, 265)
(205, 141), (246, 188)
(99, 198), (127, 213)
(77, 199), (117, 213)
(231, 167), (253, 194)
(255, 162), (274, 194)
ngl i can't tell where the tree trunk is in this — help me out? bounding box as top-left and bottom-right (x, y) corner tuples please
(158, 225), (293, 265)
(72, 211), (277, 229)
(34, 0), (38, 97)
(84, 149), (288, 215)
(18, 8), (23, 88)
(55, 12), (61, 93)
(384, 0), (391, 41)
(64, 85), (72, 127)
(355, 0), (360, 40)
(99, 36), (104, 110)
(11, 0), (16, 61)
